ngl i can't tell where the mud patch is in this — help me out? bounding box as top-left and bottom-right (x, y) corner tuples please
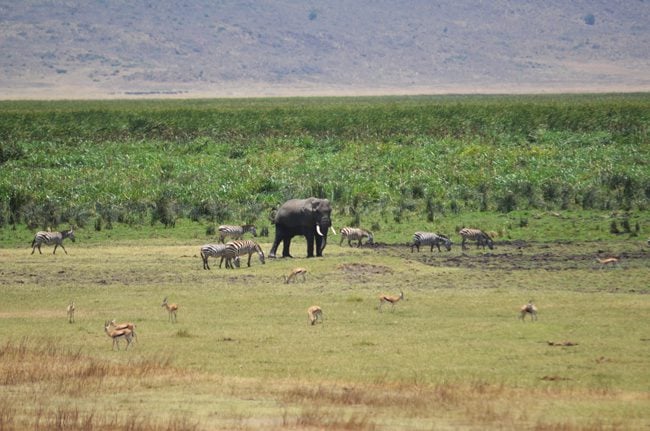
(373, 241), (649, 272)
(338, 263), (393, 275)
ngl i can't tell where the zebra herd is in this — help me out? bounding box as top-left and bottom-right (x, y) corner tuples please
(201, 224), (266, 270)
(199, 225), (495, 271)
(411, 228), (494, 253)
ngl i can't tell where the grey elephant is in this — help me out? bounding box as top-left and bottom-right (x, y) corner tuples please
(269, 197), (334, 258)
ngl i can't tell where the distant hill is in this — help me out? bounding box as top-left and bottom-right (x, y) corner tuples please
(1, 0), (649, 99)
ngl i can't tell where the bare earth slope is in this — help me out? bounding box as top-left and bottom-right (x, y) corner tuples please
(1, 0), (649, 99)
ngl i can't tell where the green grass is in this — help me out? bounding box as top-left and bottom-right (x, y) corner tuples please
(1, 94), (649, 231)
(1, 236), (648, 429)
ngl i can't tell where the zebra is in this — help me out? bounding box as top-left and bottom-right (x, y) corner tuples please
(31, 227), (75, 255)
(200, 243), (234, 270)
(339, 227), (374, 247)
(222, 239), (265, 269)
(217, 224), (257, 243)
(410, 232), (452, 252)
(458, 228), (494, 250)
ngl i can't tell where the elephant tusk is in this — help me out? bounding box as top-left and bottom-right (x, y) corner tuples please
(316, 224), (324, 237)
(330, 226), (337, 235)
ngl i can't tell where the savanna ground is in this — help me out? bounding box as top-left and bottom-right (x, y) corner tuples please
(1, 218), (649, 430)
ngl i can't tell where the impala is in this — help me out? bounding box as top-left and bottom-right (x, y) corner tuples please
(519, 301), (538, 321)
(104, 320), (133, 350)
(596, 257), (620, 269)
(379, 289), (404, 312)
(162, 297), (178, 323)
(284, 267), (307, 284)
(66, 300), (75, 323)
(307, 305), (323, 325)
(109, 319), (137, 342)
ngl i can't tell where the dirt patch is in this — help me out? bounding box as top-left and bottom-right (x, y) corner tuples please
(373, 241), (649, 272)
(338, 263), (393, 275)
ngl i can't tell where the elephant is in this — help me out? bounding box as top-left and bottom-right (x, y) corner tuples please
(269, 197), (333, 258)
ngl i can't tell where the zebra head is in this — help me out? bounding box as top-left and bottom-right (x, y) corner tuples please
(442, 236), (452, 251)
(366, 231), (374, 245)
(65, 227), (76, 242)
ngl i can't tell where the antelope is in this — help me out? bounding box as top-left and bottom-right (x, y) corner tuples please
(307, 305), (323, 325)
(66, 300), (75, 323)
(284, 267), (307, 284)
(519, 301), (538, 321)
(104, 320), (133, 350)
(161, 297), (178, 323)
(379, 289), (404, 312)
(109, 319), (138, 343)
(596, 257), (620, 269)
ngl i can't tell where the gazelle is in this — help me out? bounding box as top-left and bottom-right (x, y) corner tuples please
(66, 300), (75, 323)
(284, 267), (307, 284)
(109, 319), (138, 343)
(307, 305), (323, 325)
(519, 301), (538, 321)
(596, 257), (620, 269)
(161, 297), (178, 323)
(104, 320), (133, 350)
(379, 289), (404, 312)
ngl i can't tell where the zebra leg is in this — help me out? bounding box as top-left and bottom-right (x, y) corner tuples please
(60, 244), (68, 254)
(53, 244), (58, 254)
(247, 253), (253, 267)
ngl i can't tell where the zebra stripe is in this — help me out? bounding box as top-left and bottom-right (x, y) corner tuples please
(31, 228), (75, 255)
(217, 224), (257, 243)
(223, 239), (265, 269)
(339, 227), (374, 247)
(200, 243), (230, 270)
(410, 232), (452, 252)
(459, 228), (494, 250)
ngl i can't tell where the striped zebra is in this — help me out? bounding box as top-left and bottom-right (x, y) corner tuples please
(410, 232), (452, 252)
(200, 243), (235, 270)
(339, 227), (374, 247)
(459, 228), (494, 250)
(217, 224), (257, 243)
(31, 227), (75, 255)
(222, 239), (265, 269)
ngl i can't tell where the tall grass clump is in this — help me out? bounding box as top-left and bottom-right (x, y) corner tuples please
(0, 94), (648, 230)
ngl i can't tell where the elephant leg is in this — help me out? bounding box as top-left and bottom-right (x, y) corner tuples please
(306, 232), (315, 258)
(282, 237), (293, 258)
(269, 232), (283, 258)
(315, 234), (326, 257)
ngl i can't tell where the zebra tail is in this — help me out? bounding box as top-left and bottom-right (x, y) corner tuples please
(31, 238), (36, 247)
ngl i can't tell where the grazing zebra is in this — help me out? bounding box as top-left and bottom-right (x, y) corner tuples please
(339, 227), (374, 247)
(31, 227), (75, 255)
(200, 243), (232, 270)
(410, 232), (452, 252)
(217, 224), (257, 243)
(222, 239), (265, 269)
(459, 228), (494, 250)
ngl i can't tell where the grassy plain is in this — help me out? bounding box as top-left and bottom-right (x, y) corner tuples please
(1, 229), (649, 430)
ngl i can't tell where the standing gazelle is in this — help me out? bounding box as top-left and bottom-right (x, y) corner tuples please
(284, 267), (307, 284)
(66, 300), (75, 323)
(161, 297), (178, 323)
(104, 320), (133, 351)
(379, 289), (404, 312)
(519, 301), (538, 321)
(307, 305), (323, 325)
(109, 319), (138, 343)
